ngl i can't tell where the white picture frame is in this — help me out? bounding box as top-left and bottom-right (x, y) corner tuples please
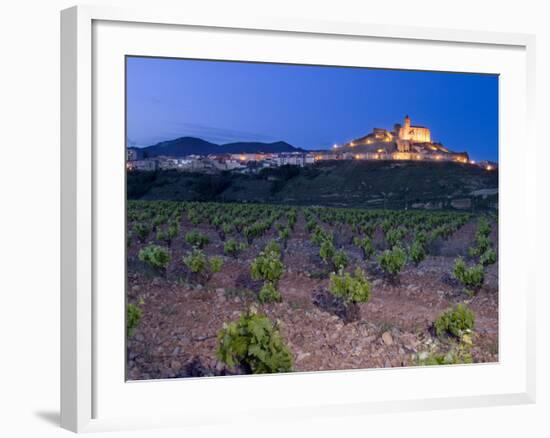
(60, 4), (536, 433)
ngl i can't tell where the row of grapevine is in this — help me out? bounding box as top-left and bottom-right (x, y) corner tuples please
(127, 200), (496, 373)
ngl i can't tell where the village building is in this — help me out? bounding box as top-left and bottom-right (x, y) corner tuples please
(129, 159), (159, 171)
(126, 148), (138, 161)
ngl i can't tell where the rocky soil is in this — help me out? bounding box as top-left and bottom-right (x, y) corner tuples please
(126, 216), (498, 380)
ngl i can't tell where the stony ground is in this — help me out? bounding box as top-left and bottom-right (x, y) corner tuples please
(126, 216), (498, 380)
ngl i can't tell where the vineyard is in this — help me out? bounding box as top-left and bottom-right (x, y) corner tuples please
(126, 200), (498, 380)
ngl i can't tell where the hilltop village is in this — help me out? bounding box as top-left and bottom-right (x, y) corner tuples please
(336, 115), (470, 163)
(127, 116), (497, 173)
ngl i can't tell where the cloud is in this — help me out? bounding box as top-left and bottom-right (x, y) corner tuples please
(165, 121), (276, 144)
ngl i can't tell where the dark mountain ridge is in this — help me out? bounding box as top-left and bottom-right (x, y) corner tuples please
(130, 137), (304, 158)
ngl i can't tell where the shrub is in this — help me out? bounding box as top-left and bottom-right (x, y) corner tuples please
(306, 219), (317, 233)
(252, 246), (284, 304)
(386, 227), (405, 247)
(377, 245), (407, 277)
(354, 236), (374, 260)
(434, 303), (475, 338)
(453, 257), (484, 295)
(381, 218), (393, 233)
(209, 256), (224, 273)
(157, 224), (178, 245)
(287, 210), (297, 229)
(479, 248), (497, 266)
(243, 222), (269, 243)
(278, 227), (291, 245)
(331, 250), (349, 271)
(167, 222), (179, 242)
(360, 223), (376, 237)
(329, 267), (372, 304)
(441, 225), (457, 239)
(224, 239), (247, 258)
(156, 228), (168, 243)
(133, 223), (150, 242)
(187, 210), (201, 225)
(468, 217), (493, 257)
(138, 244), (171, 271)
(417, 343), (473, 366)
(216, 309), (293, 374)
(468, 234), (491, 257)
(415, 231), (428, 246)
(222, 222), (235, 236)
(127, 303), (142, 337)
(319, 240), (335, 264)
(264, 240), (281, 257)
(183, 250), (222, 282)
(251, 251), (284, 283)
(477, 217), (491, 237)
(409, 239), (426, 265)
(233, 218), (244, 233)
(258, 281), (282, 303)
(211, 215), (222, 228)
(183, 249), (208, 274)
(185, 230), (210, 249)
(311, 227), (332, 246)
(152, 214), (167, 228)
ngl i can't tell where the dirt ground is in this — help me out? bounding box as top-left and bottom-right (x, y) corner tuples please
(126, 215), (498, 380)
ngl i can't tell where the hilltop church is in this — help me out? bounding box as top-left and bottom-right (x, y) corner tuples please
(397, 115), (430, 142)
(392, 115), (432, 152)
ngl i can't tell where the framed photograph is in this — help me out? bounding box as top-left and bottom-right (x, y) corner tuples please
(61, 5), (536, 433)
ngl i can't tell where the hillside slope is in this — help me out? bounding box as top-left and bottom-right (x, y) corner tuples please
(127, 160), (498, 210)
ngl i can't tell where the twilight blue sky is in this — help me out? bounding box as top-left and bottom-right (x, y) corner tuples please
(126, 56), (499, 162)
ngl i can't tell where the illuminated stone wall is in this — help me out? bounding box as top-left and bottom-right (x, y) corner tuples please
(399, 126), (431, 143)
(398, 116), (432, 143)
(396, 139), (411, 152)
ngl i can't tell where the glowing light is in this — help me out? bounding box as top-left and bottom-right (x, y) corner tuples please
(470, 160), (476, 165)
(486, 165), (493, 171)
(377, 148), (384, 153)
(350, 142), (355, 147)
(333, 144), (338, 149)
